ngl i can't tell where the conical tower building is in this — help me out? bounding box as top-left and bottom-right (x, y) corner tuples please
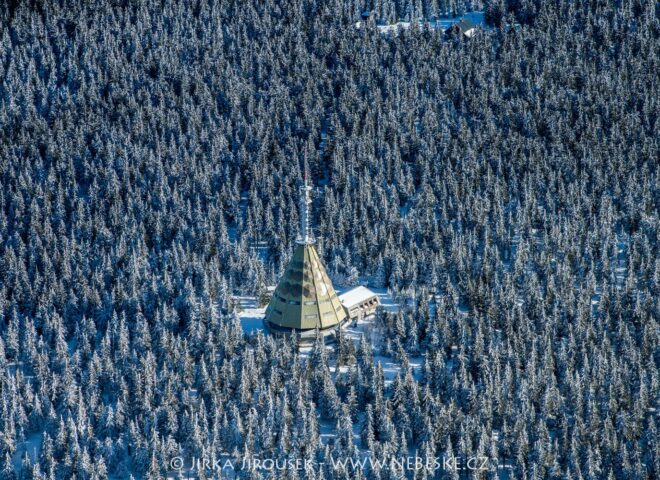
(264, 176), (347, 336)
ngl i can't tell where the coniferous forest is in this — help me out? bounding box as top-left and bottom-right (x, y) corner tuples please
(1, 0), (659, 479)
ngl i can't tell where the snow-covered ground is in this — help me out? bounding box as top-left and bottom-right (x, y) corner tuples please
(236, 286), (400, 336)
(235, 296), (267, 334)
(235, 287), (429, 449)
(11, 432), (43, 474)
(239, 287), (416, 371)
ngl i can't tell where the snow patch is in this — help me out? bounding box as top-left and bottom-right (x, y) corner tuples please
(235, 296), (267, 334)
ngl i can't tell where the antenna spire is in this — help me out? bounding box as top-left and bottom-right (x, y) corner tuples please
(297, 149), (314, 244)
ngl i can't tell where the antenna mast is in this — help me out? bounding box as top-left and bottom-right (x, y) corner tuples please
(297, 152), (314, 245)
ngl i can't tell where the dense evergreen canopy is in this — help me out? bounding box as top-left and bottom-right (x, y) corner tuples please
(0, 0), (658, 479)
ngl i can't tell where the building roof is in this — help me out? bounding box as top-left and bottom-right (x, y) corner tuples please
(447, 18), (477, 36)
(338, 286), (378, 309)
(264, 243), (347, 330)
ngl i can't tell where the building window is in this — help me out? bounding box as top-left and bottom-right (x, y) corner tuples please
(273, 309), (283, 315)
(288, 300), (301, 305)
(304, 300), (317, 305)
(304, 314), (318, 319)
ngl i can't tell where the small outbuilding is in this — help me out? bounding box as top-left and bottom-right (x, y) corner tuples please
(446, 18), (477, 38)
(339, 286), (380, 320)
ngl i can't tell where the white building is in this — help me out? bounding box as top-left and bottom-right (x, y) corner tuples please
(339, 286), (380, 320)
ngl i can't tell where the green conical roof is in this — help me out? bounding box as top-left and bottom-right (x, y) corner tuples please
(265, 243), (347, 330)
